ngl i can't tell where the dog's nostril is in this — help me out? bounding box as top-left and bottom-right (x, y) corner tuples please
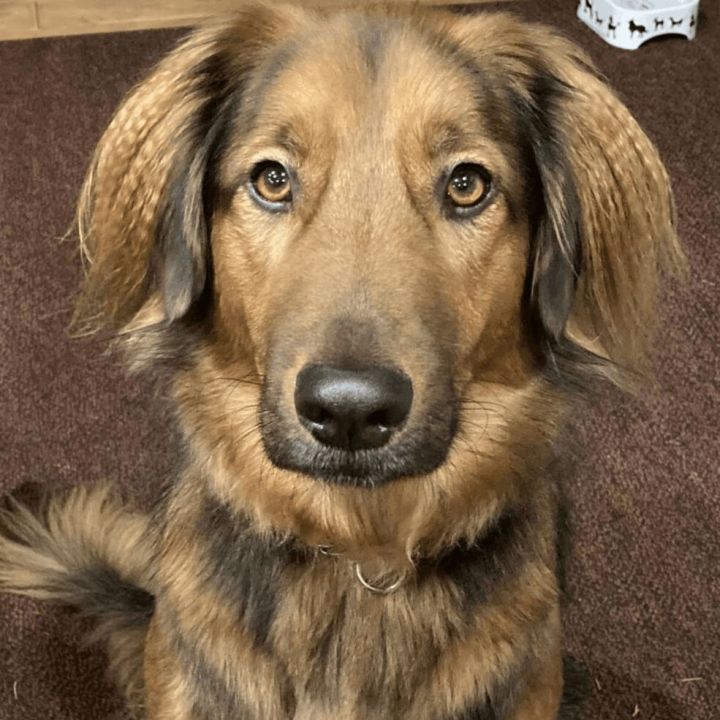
(366, 409), (389, 428)
(294, 364), (413, 451)
(302, 403), (332, 425)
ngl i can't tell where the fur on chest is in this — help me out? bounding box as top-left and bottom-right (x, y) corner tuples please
(273, 560), (464, 714)
(157, 488), (557, 719)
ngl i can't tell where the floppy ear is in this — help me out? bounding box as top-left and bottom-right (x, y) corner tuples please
(526, 36), (685, 385)
(73, 7), (303, 337)
(446, 15), (686, 386)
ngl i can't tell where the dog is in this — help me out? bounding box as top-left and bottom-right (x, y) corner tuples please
(629, 19), (648, 37)
(0, 4), (684, 719)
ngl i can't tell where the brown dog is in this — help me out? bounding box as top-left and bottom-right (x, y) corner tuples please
(0, 4), (683, 719)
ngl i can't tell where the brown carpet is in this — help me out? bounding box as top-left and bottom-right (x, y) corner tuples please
(0, 2), (717, 718)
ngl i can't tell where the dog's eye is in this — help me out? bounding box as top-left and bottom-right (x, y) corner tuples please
(250, 161), (293, 209)
(445, 164), (492, 216)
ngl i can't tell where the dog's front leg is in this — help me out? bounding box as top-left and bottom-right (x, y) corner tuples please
(447, 649), (563, 720)
(144, 615), (196, 720)
(503, 644), (563, 720)
(143, 602), (294, 720)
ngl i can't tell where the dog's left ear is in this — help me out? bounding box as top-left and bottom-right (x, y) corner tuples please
(445, 14), (686, 385)
(72, 7), (307, 341)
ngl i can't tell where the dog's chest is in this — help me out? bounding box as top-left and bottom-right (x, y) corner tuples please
(270, 559), (466, 718)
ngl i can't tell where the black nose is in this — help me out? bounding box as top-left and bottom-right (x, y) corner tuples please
(294, 365), (413, 451)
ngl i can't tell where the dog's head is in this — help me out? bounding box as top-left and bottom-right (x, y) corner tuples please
(75, 5), (682, 555)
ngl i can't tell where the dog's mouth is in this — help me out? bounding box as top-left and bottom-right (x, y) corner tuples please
(260, 364), (457, 487)
(259, 427), (456, 487)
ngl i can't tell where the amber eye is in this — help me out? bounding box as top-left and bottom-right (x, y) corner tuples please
(445, 164), (492, 215)
(250, 161), (293, 209)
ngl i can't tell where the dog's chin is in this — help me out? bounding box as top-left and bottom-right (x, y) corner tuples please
(260, 418), (456, 488)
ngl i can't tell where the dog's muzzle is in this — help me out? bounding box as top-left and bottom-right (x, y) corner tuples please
(261, 359), (456, 487)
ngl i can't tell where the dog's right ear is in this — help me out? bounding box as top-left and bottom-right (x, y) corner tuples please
(73, 7), (304, 336)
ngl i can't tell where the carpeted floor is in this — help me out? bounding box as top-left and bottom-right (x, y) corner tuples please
(0, 2), (717, 719)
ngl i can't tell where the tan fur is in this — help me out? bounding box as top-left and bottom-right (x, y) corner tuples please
(189, 360), (561, 569)
(147, 466), (560, 719)
(441, 14), (685, 379)
(0, 485), (154, 714)
(1, 4), (683, 719)
(0, 484), (153, 597)
(144, 617), (195, 720)
(74, 5), (312, 333)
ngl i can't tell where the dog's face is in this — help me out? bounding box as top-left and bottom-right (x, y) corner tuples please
(76, 5), (681, 554)
(210, 18), (536, 486)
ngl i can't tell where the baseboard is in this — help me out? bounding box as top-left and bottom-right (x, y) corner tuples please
(0, 0), (518, 42)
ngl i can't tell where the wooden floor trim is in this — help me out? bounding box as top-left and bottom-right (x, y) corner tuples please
(0, 1), (516, 42)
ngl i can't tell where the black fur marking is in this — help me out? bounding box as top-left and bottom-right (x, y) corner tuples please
(451, 704), (496, 720)
(357, 612), (408, 717)
(237, 39), (301, 137)
(522, 73), (582, 343)
(358, 21), (387, 79)
(165, 613), (254, 720)
(413, 31), (595, 388)
(3, 551), (154, 631)
(69, 564), (154, 627)
(166, 588), (298, 719)
(153, 49), (246, 323)
(419, 29), (509, 145)
(420, 29), (486, 88)
(150, 28), (319, 327)
(195, 492), (307, 651)
(446, 656), (589, 719)
(506, 69), (614, 389)
(436, 509), (531, 619)
(305, 591), (347, 696)
(490, 651), (535, 720)
(507, 72), (580, 339)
